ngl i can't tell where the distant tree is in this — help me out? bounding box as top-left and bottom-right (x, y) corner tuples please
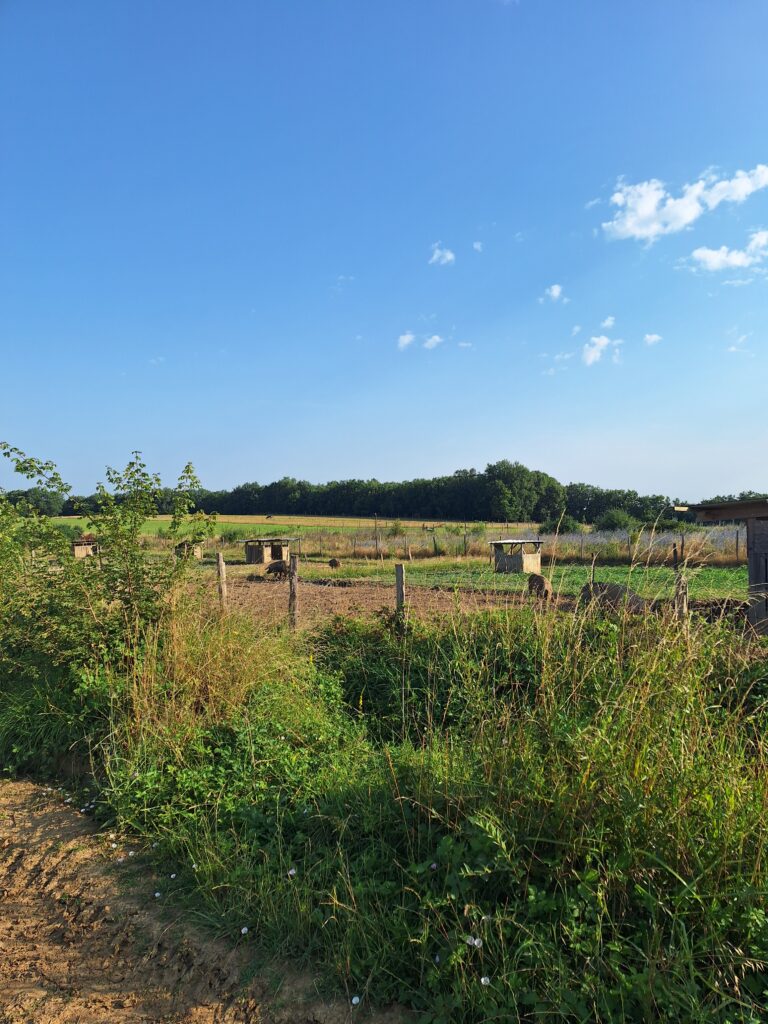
(488, 480), (513, 522)
(540, 513), (582, 534)
(596, 508), (639, 532)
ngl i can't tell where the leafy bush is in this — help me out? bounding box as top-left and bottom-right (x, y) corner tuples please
(596, 507), (640, 532)
(539, 512), (583, 533)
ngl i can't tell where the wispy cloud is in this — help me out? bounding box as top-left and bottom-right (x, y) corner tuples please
(601, 315), (615, 328)
(571, 324), (582, 337)
(691, 229), (768, 271)
(332, 274), (355, 292)
(540, 283), (568, 304)
(602, 163), (768, 242)
(397, 331), (415, 351)
(585, 197), (601, 210)
(149, 356), (166, 366)
(472, 241), (483, 253)
(428, 242), (455, 266)
(424, 334), (444, 350)
(554, 351), (574, 362)
(644, 333), (663, 346)
(458, 341), (473, 348)
(726, 328), (751, 354)
(582, 335), (622, 366)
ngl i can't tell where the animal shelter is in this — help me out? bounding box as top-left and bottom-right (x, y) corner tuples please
(490, 538), (543, 574)
(687, 498), (768, 634)
(244, 538), (293, 565)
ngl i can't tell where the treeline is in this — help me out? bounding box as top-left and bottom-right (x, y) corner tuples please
(6, 460), (765, 525)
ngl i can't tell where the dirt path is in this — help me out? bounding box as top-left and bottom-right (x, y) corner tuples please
(0, 780), (407, 1024)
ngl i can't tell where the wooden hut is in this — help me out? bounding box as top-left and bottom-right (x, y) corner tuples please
(174, 541), (203, 560)
(686, 498), (768, 634)
(72, 534), (99, 559)
(490, 538), (543, 574)
(244, 537), (294, 565)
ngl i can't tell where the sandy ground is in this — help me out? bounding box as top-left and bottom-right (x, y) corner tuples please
(0, 780), (408, 1024)
(227, 576), (532, 629)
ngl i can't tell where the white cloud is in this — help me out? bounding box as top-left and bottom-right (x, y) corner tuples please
(602, 163), (768, 242)
(726, 329), (751, 354)
(691, 229), (768, 271)
(571, 324), (582, 337)
(540, 283), (567, 303)
(397, 331), (415, 351)
(582, 334), (623, 367)
(644, 333), (663, 346)
(428, 242), (455, 266)
(458, 341), (473, 348)
(723, 277), (754, 287)
(424, 334), (444, 350)
(585, 197), (601, 210)
(601, 315), (615, 328)
(472, 241), (483, 253)
(554, 352), (574, 362)
(149, 356), (166, 366)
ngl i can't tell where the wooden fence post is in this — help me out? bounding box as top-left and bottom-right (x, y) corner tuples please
(217, 552), (228, 611)
(288, 553), (298, 630)
(395, 563), (405, 614)
(674, 571), (689, 620)
(736, 528), (740, 563)
(680, 532), (685, 563)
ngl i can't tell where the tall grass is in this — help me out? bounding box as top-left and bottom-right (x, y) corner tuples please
(3, 589), (765, 1021)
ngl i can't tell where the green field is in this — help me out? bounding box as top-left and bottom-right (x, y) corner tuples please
(232, 556), (749, 602)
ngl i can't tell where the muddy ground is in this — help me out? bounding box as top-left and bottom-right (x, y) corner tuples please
(0, 780), (407, 1024)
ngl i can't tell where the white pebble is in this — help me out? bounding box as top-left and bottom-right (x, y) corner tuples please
(240, 926), (249, 935)
(351, 996), (360, 1006)
(480, 976), (491, 986)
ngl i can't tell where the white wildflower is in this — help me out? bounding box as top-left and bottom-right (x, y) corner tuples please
(241, 926), (249, 935)
(351, 995), (360, 1006)
(480, 976), (491, 986)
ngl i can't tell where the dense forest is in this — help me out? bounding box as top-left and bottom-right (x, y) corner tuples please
(6, 459), (763, 525)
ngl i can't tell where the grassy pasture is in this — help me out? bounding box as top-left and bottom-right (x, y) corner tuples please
(52, 513), (748, 568)
(288, 556), (748, 602)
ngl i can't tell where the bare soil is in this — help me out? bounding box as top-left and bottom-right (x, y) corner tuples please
(0, 780), (408, 1024)
(227, 576), (532, 628)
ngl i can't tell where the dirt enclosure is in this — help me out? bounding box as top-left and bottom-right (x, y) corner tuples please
(0, 780), (407, 1024)
(227, 576), (531, 627)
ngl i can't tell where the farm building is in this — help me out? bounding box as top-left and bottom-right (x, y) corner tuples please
(244, 537), (294, 565)
(174, 541), (203, 560)
(490, 538), (542, 574)
(687, 498), (768, 634)
(72, 535), (99, 559)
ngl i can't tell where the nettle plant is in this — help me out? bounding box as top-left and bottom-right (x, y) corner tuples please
(0, 443), (215, 675)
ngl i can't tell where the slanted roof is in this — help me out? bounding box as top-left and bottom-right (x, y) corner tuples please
(684, 499), (768, 523)
(243, 537), (296, 544)
(489, 538), (542, 546)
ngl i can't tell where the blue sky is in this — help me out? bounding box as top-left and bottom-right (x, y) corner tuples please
(1, 0), (766, 499)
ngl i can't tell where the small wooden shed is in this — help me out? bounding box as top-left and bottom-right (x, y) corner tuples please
(72, 535), (99, 559)
(244, 537), (294, 565)
(174, 541), (203, 560)
(490, 538), (543, 574)
(687, 499), (768, 634)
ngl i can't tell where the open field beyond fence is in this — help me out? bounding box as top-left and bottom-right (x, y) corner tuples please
(53, 514), (749, 567)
